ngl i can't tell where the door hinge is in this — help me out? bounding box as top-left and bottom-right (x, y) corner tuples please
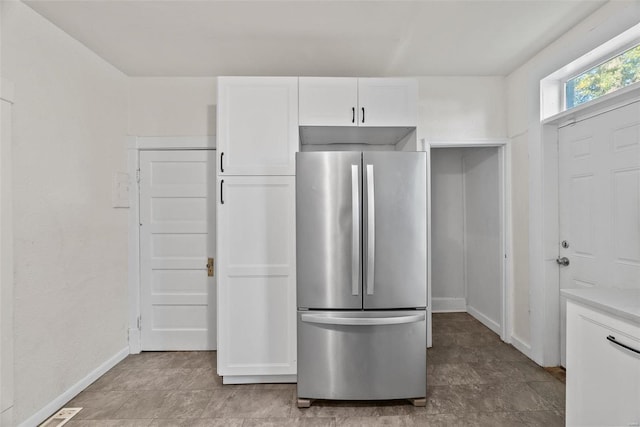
(137, 316), (141, 330)
(207, 257), (214, 277)
(136, 169), (141, 183)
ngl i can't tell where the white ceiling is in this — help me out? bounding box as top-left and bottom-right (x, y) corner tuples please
(24, 0), (608, 77)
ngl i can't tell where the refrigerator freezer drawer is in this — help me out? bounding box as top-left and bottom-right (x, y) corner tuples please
(297, 310), (426, 400)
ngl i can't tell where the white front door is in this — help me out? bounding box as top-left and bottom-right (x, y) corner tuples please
(559, 100), (640, 365)
(139, 150), (216, 350)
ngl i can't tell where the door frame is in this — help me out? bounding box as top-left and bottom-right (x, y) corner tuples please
(540, 89), (640, 366)
(127, 136), (216, 354)
(1, 77), (15, 426)
(424, 139), (512, 348)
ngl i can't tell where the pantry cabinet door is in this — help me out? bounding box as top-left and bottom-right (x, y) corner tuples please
(357, 78), (417, 127)
(299, 77), (358, 126)
(217, 176), (297, 377)
(217, 77), (298, 175)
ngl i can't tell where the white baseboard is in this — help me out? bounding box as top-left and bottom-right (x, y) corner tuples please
(467, 305), (501, 335)
(432, 297), (466, 312)
(510, 334), (532, 360)
(18, 347), (129, 427)
(1, 406), (13, 427)
(222, 374), (297, 385)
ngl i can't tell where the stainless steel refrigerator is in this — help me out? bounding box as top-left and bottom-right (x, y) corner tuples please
(296, 151), (427, 404)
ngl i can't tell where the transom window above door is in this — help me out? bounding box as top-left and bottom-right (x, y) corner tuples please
(565, 43), (640, 109)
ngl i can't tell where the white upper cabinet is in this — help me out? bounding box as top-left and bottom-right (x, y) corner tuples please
(217, 77), (299, 175)
(299, 77), (417, 128)
(299, 77), (358, 126)
(358, 78), (417, 127)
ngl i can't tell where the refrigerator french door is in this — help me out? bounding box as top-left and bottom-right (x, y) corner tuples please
(296, 151), (427, 402)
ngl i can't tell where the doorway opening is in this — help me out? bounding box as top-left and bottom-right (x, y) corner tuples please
(429, 143), (509, 341)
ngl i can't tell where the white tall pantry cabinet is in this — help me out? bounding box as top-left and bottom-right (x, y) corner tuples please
(216, 76), (418, 383)
(216, 77), (298, 382)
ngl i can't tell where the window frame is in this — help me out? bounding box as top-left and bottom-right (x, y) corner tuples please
(561, 39), (640, 110)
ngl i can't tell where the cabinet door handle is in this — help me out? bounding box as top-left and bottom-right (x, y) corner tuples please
(606, 335), (640, 354)
(220, 180), (224, 204)
(361, 107), (365, 123)
(220, 152), (224, 173)
(352, 107), (355, 123)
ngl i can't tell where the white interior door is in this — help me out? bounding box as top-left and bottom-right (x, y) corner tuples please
(140, 150), (216, 350)
(559, 100), (640, 365)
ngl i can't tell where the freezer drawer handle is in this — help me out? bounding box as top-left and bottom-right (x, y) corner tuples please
(366, 164), (375, 295)
(351, 164), (360, 296)
(301, 313), (425, 326)
(606, 335), (640, 355)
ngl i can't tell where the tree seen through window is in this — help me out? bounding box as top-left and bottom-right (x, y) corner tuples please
(566, 44), (640, 108)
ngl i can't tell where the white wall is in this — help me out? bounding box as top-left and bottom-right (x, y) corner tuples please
(2, 2), (128, 424)
(505, 0), (640, 365)
(128, 76), (508, 141)
(463, 147), (501, 332)
(430, 149), (465, 311)
(417, 76), (507, 140)
(1, 82), (15, 427)
(510, 132), (530, 346)
(128, 77), (217, 137)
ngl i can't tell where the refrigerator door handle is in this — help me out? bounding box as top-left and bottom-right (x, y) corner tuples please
(351, 164), (360, 296)
(366, 164), (375, 295)
(301, 313), (425, 326)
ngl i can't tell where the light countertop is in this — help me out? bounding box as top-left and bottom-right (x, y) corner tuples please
(561, 288), (640, 324)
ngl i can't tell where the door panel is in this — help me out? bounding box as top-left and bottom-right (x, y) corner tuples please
(296, 152), (363, 309)
(297, 310), (426, 400)
(140, 150), (216, 350)
(559, 101), (640, 365)
(217, 77), (299, 175)
(566, 301), (640, 426)
(217, 176), (296, 376)
(363, 152), (427, 309)
(299, 77), (358, 126)
(357, 78), (417, 127)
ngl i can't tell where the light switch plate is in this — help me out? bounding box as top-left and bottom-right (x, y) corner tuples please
(112, 172), (129, 208)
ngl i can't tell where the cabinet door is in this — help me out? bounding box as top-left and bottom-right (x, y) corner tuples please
(217, 77), (299, 175)
(299, 77), (358, 126)
(566, 301), (640, 426)
(217, 176), (296, 377)
(358, 78), (417, 127)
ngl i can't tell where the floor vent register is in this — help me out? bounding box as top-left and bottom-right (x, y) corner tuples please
(40, 408), (82, 427)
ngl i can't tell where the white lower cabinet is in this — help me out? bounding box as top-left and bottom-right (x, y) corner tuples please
(216, 175), (296, 382)
(566, 300), (640, 426)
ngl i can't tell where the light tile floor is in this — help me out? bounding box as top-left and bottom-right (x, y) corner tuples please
(61, 313), (565, 426)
